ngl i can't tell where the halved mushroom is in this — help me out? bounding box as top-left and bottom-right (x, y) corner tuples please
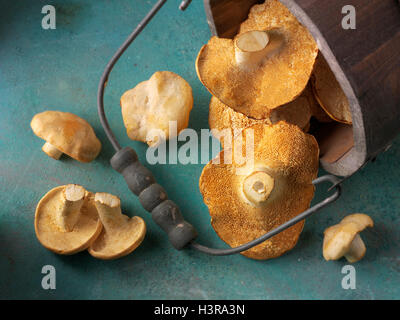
(88, 193), (146, 260)
(196, 0), (318, 119)
(199, 122), (319, 260)
(120, 71), (193, 147)
(311, 54), (352, 124)
(323, 213), (373, 263)
(31, 111), (101, 162)
(209, 86), (313, 147)
(35, 184), (103, 255)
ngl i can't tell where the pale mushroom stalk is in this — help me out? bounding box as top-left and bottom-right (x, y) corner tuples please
(94, 193), (127, 231)
(234, 30), (284, 71)
(42, 142), (63, 160)
(235, 31), (270, 70)
(55, 184), (85, 232)
(199, 122), (319, 260)
(196, 0), (318, 119)
(344, 234), (366, 263)
(243, 171), (274, 205)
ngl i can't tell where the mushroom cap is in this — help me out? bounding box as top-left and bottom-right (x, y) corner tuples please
(199, 122), (319, 259)
(341, 213), (374, 229)
(311, 54), (352, 124)
(323, 213), (373, 261)
(120, 71), (193, 147)
(209, 86), (312, 148)
(31, 111), (101, 162)
(88, 195), (146, 260)
(209, 96), (268, 148)
(196, 0), (318, 119)
(34, 186), (103, 255)
(268, 88), (312, 129)
(309, 85), (333, 123)
(88, 217), (146, 260)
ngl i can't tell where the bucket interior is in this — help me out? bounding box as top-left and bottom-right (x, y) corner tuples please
(311, 121), (354, 164)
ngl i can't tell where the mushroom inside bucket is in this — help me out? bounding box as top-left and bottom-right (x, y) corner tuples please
(309, 54), (354, 166)
(203, 0), (356, 173)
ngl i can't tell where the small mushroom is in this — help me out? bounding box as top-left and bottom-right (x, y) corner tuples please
(88, 193), (146, 260)
(199, 122), (319, 260)
(35, 184), (103, 255)
(31, 111), (101, 162)
(311, 53), (352, 124)
(209, 86), (313, 148)
(120, 71), (193, 147)
(323, 213), (373, 263)
(196, 0), (318, 119)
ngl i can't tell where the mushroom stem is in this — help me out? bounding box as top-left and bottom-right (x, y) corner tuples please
(235, 31), (270, 70)
(55, 184), (85, 232)
(94, 193), (127, 231)
(234, 30), (285, 71)
(344, 234), (366, 263)
(243, 171), (274, 205)
(42, 142), (63, 160)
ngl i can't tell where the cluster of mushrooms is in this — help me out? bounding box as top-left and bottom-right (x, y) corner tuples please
(195, 0), (369, 261)
(30, 0), (373, 263)
(31, 112), (146, 259)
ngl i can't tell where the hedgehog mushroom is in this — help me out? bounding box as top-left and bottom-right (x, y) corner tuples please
(35, 184), (103, 255)
(88, 193), (146, 260)
(199, 122), (319, 260)
(209, 85), (313, 148)
(311, 54), (352, 124)
(196, 0), (318, 119)
(31, 111), (101, 162)
(120, 71), (193, 147)
(309, 90), (333, 123)
(323, 214), (373, 263)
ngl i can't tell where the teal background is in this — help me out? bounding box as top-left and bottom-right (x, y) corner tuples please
(0, 0), (399, 300)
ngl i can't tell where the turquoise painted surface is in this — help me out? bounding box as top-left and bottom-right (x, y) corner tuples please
(0, 0), (399, 300)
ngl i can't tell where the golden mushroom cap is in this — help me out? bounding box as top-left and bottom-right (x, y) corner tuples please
(268, 91), (312, 131)
(31, 111), (102, 162)
(34, 185), (103, 255)
(311, 54), (352, 124)
(209, 96), (268, 148)
(209, 86), (313, 148)
(199, 122), (319, 260)
(196, 0), (318, 119)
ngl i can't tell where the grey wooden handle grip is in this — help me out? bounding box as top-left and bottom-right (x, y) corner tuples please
(110, 147), (198, 250)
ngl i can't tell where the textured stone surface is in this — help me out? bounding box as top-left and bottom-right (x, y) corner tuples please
(0, 0), (398, 299)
